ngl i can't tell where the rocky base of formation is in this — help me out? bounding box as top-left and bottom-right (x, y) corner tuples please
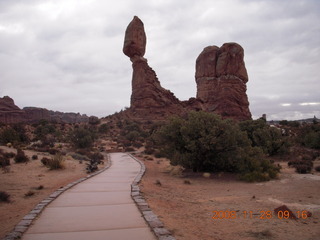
(123, 16), (252, 121)
(0, 96), (89, 124)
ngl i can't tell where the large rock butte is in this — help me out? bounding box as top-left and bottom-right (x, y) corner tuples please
(195, 43), (251, 120)
(123, 16), (251, 121)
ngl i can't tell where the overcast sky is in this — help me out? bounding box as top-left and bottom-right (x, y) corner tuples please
(1, 0), (319, 120)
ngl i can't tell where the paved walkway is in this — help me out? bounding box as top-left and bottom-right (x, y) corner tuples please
(22, 153), (156, 240)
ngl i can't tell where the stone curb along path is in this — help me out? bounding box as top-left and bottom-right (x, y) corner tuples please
(128, 153), (176, 240)
(4, 153), (175, 240)
(4, 155), (112, 240)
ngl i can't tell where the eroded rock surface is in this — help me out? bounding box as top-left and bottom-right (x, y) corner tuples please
(123, 16), (147, 59)
(123, 16), (251, 121)
(0, 96), (89, 124)
(195, 43), (251, 120)
(124, 16), (186, 119)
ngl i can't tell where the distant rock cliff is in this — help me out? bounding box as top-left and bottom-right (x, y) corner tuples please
(0, 96), (89, 124)
(123, 16), (251, 120)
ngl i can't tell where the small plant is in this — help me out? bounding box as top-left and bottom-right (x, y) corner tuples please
(24, 190), (35, 197)
(184, 180), (191, 184)
(32, 155), (38, 160)
(295, 165), (312, 174)
(0, 155), (10, 168)
(155, 179), (162, 186)
(14, 149), (29, 163)
(4, 152), (15, 158)
(315, 166), (320, 172)
(41, 154), (65, 170)
(0, 191), (10, 202)
(41, 157), (50, 166)
(36, 185), (44, 190)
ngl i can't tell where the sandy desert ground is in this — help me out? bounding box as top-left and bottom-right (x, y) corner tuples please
(139, 156), (320, 240)
(0, 146), (87, 239)
(1, 146), (319, 240)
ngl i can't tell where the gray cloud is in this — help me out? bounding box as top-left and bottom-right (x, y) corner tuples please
(0, 0), (319, 119)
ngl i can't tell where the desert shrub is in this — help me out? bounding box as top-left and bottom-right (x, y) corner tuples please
(89, 152), (104, 161)
(98, 123), (109, 134)
(125, 147), (135, 152)
(32, 155), (38, 160)
(0, 154), (10, 168)
(24, 190), (35, 197)
(0, 191), (10, 202)
(48, 148), (59, 155)
(298, 124), (320, 149)
(0, 127), (20, 144)
(89, 116), (100, 125)
(315, 166), (320, 172)
(70, 153), (90, 161)
(125, 131), (140, 142)
(295, 164), (312, 174)
(154, 111), (280, 181)
(34, 122), (56, 141)
(42, 154), (65, 170)
(154, 151), (165, 158)
(14, 149), (29, 163)
(132, 142), (143, 148)
(279, 120), (300, 127)
(239, 119), (290, 155)
(69, 127), (96, 149)
(144, 148), (154, 155)
(41, 157), (50, 166)
(4, 152), (16, 158)
(288, 160), (313, 168)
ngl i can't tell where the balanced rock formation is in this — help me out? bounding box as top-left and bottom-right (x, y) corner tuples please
(123, 16), (251, 121)
(123, 16), (146, 59)
(0, 96), (89, 124)
(123, 16), (186, 119)
(196, 43), (251, 120)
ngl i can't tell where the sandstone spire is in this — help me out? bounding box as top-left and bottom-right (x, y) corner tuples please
(123, 16), (184, 119)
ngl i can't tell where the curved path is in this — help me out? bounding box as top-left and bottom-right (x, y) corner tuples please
(22, 153), (156, 240)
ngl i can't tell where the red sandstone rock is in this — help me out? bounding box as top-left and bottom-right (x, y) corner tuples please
(123, 16), (251, 121)
(0, 96), (89, 124)
(196, 43), (251, 120)
(0, 96), (25, 124)
(124, 17), (186, 119)
(274, 205), (297, 220)
(123, 16), (146, 59)
(216, 43), (248, 83)
(195, 46), (219, 79)
(130, 57), (185, 119)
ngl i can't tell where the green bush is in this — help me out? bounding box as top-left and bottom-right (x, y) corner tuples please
(239, 119), (290, 155)
(297, 124), (320, 149)
(69, 127), (96, 149)
(14, 149), (29, 163)
(0, 152), (10, 167)
(0, 127), (20, 144)
(98, 123), (110, 134)
(295, 164), (312, 174)
(154, 111), (279, 181)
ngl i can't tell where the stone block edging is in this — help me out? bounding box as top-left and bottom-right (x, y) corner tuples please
(4, 155), (112, 240)
(128, 153), (176, 240)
